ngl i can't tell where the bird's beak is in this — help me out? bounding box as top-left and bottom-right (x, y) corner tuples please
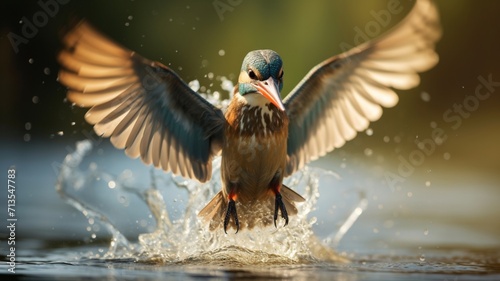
(255, 77), (285, 111)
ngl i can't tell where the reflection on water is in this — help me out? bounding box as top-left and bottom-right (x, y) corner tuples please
(5, 242), (500, 280)
(55, 140), (366, 264)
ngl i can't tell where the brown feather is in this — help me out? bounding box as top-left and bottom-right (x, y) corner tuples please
(197, 94), (303, 231)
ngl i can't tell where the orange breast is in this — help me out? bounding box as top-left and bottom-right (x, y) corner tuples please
(221, 100), (289, 201)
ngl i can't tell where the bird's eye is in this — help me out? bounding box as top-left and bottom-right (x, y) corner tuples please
(278, 69), (284, 79)
(248, 69), (257, 79)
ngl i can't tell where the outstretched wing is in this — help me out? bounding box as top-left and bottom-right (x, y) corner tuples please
(284, 0), (441, 176)
(58, 21), (225, 182)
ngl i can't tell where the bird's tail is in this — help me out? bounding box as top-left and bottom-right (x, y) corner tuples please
(198, 184), (305, 232)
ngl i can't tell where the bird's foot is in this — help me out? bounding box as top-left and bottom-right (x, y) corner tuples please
(224, 199), (239, 234)
(274, 192), (289, 227)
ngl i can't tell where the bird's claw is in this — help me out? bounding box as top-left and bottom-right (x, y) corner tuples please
(274, 192), (289, 227)
(224, 199), (239, 234)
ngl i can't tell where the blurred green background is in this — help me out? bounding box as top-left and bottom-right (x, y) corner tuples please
(2, 0), (500, 177)
(1, 0), (499, 245)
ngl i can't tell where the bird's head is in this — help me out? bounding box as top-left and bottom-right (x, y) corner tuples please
(238, 49), (285, 111)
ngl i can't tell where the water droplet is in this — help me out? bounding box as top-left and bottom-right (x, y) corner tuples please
(443, 152), (451, 160)
(23, 134), (31, 142)
(125, 22), (130, 26)
(383, 136), (390, 143)
(86, 226), (91, 232)
(407, 192), (413, 198)
(424, 229), (429, 236)
(364, 148), (373, 157)
(430, 121), (437, 129)
(32, 96), (39, 104)
(365, 128), (373, 136)
(221, 77), (233, 93)
(218, 49), (225, 56)
(89, 163), (97, 171)
(108, 181), (116, 189)
(25, 122), (31, 130)
(188, 80), (200, 92)
(393, 136), (401, 143)
(43, 67), (50, 75)
(425, 181), (431, 187)
(207, 72), (214, 80)
(420, 91), (431, 102)
(419, 255), (426, 262)
(127, 15), (133, 20)
(28, 58), (34, 64)
(71, 122), (76, 126)
(373, 228), (379, 234)
(91, 233), (97, 239)
(57, 131), (64, 136)
(88, 218), (95, 225)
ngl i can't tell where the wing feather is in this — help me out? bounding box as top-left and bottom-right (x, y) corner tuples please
(284, 0), (441, 176)
(58, 21), (225, 182)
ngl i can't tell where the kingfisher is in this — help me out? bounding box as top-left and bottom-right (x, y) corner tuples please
(58, 0), (440, 233)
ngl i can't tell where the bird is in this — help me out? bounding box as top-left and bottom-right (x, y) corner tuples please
(57, 0), (441, 234)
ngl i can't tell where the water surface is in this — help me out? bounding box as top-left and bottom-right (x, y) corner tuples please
(1, 139), (499, 280)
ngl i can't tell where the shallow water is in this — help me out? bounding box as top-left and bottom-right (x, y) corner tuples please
(2, 138), (500, 280)
(4, 242), (500, 280)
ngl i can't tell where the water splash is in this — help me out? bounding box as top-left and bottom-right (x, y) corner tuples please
(55, 79), (365, 265)
(56, 140), (366, 264)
